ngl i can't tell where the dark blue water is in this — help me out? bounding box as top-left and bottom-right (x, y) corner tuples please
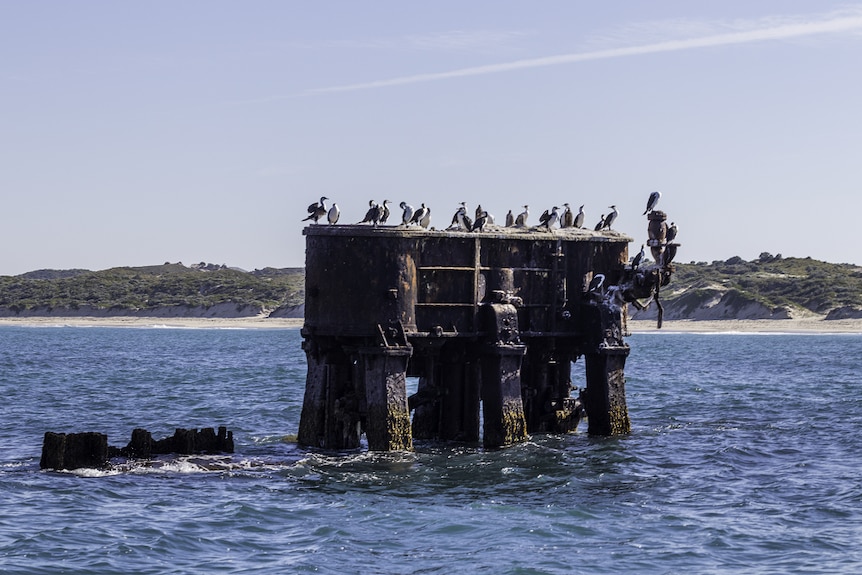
(1, 326), (860, 574)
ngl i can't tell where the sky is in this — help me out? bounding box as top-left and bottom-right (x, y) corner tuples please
(2, 1), (861, 275)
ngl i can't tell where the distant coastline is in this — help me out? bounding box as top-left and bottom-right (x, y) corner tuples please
(0, 316), (303, 329)
(2, 316), (861, 333)
(627, 318), (862, 334)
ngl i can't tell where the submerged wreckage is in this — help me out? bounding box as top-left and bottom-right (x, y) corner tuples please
(297, 205), (679, 451)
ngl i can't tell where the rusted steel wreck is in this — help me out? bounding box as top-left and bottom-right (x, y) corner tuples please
(298, 212), (675, 451)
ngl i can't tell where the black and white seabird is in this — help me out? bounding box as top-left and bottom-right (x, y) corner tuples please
(400, 202), (414, 225)
(505, 210), (515, 227)
(419, 206), (431, 228)
(603, 205), (619, 230)
(588, 273), (605, 293)
(410, 203), (428, 226)
(327, 203), (340, 225)
(539, 206), (559, 230)
(561, 203), (574, 228)
(631, 244), (645, 269)
(449, 203), (472, 231)
(472, 210), (488, 232)
(515, 205), (529, 227)
(449, 202), (467, 229)
(358, 200), (381, 225)
(643, 191), (661, 215)
(594, 214), (605, 231)
(379, 200), (392, 224)
(666, 221), (678, 243)
(302, 196), (328, 224)
(663, 243), (678, 267)
(574, 205), (585, 229)
(459, 208), (473, 231)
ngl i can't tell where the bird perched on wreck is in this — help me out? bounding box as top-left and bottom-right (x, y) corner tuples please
(475, 204), (484, 222)
(407, 203), (423, 225)
(603, 205), (619, 230)
(631, 244), (645, 269)
(418, 205), (431, 228)
(358, 200), (381, 225)
(573, 204), (585, 229)
(666, 221), (678, 243)
(594, 214), (605, 231)
(539, 206), (559, 230)
(663, 243), (678, 266)
(560, 203), (574, 228)
(378, 200), (392, 224)
(643, 191), (661, 215)
(505, 210), (515, 227)
(449, 203), (472, 231)
(400, 201), (414, 225)
(472, 210), (488, 232)
(327, 203), (340, 225)
(588, 273), (605, 294)
(302, 196), (328, 224)
(410, 203), (429, 226)
(515, 205), (529, 227)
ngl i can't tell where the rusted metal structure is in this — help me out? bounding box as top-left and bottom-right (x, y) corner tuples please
(298, 214), (674, 451)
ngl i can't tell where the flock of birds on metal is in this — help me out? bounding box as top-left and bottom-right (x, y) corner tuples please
(303, 191), (678, 272)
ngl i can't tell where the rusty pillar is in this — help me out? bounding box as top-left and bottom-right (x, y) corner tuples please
(360, 345), (413, 451)
(480, 342), (528, 448)
(297, 341), (361, 450)
(583, 347), (631, 435)
(647, 210), (668, 264)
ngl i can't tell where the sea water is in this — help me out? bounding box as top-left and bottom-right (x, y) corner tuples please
(0, 326), (860, 574)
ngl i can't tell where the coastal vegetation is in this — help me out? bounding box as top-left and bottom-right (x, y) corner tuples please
(1, 254), (861, 319)
(645, 254), (862, 320)
(0, 263), (304, 316)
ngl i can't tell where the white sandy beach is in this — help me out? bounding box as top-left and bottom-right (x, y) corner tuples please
(627, 318), (862, 334)
(1, 316), (861, 333)
(0, 316), (305, 329)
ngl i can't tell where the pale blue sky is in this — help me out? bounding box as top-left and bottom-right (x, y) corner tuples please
(2, 1), (861, 274)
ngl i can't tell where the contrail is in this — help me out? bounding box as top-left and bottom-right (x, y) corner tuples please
(307, 10), (862, 95)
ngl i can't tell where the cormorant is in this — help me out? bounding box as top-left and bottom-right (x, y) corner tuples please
(666, 221), (678, 243)
(358, 200), (381, 225)
(588, 273), (605, 293)
(561, 203), (574, 228)
(603, 205), (618, 230)
(410, 203), (428, 226)
(449, 203), (472, 231)
(419, 206), (431, 229)
(632, 244), (645, 269)
(302, 196), (328, 224)
(643, 191), (661, 215)
(574, 205), (585, 229)
(449, 202), (467, 228)
(400, 202), (414, 225)
(505, 210), (515, 227)
(327, 203), (340, 225)
(663, 244), (678, 267)
(539, 206), (559, 230)
(515, 205), (529, 227)
(472, 210), (487, 232)
(594, 214), (605, 231)
(379, 200), (392, 224)
(459, 209), (473, 231)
